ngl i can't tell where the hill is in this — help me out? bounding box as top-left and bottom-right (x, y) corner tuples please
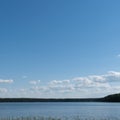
(102, 93), (120, 102)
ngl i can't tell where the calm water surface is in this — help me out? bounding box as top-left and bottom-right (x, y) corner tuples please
(0, 102), (120, 119)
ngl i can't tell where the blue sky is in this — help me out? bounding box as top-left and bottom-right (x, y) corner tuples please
(0, 0), (120, 98)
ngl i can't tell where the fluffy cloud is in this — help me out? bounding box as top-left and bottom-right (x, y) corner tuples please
(30, 86), (47, 92)
(0, 79), (13, 84)
(25, 71), (120, 97)
(29, 80), (40, 85)
(0, 88), (8, 93)
(74, 71), (120, 84)
(20, 89), (26, 92)
(103, 71), (120, 82)
(2, 71), (120, 98)
(48, 79), (74, 93)
(49, 80), (70, 86)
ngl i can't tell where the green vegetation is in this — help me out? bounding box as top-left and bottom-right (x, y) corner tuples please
(0, 98), (101, 102)
(0, 93), (120, 102)
(102, 93), (120, 102)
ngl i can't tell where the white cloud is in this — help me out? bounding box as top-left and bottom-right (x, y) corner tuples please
(88, 75), (106, 82)
(49, 79), (70, 86)
(20, 89), (26, 92)
(2, 71), (120, 98)
(30, 86), (47, 92)
(103, 71), (120, 82)
(29, 80), (40, 85)
(0, 79), (13, 83)
(25, 71), (120, 97)
(48, 84), (74, 93)
(48, 79), (73, 92)
(0, 88), (8, 93)
(73, 71), (120, 84)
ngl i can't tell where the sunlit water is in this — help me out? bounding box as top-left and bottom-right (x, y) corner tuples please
(0, 102), (120, 119)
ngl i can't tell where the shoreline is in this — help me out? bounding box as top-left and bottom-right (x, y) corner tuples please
(0, 98), (103, 102)
(0, 93), (120, 102)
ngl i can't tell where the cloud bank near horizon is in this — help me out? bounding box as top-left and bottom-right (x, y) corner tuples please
(1, 71), (120, 98)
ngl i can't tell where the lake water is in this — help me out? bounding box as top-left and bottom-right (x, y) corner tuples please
(0, 102), (120, 119)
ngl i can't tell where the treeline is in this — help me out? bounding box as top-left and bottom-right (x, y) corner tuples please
(0, 93), (120, 102)
(0, 98), (101, 102)
(102, 93), (120, 102)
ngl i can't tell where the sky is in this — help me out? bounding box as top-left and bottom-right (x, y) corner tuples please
(0, 0), (120, 98)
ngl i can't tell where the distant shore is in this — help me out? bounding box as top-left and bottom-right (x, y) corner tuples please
(0, 98), (102, 102)
(0, 93), (120, 102)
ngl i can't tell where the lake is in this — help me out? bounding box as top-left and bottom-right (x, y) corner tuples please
(0, 102), (120, 119)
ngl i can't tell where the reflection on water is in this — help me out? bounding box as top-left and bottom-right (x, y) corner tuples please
(0, 102), (120, 119)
